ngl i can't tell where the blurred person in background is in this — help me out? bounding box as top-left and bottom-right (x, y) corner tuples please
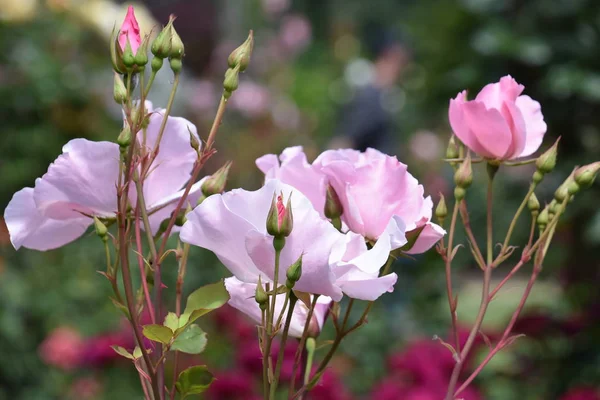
(329, 25), (411, 154)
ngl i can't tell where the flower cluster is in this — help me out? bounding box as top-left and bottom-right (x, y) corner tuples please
(6, 3), (600, 398)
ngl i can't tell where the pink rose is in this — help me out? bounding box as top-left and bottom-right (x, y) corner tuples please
(5, 103), (205, 250)
(118, 6), (141, 55)
(180, 179), (399, 301)
(449, 75), (547, 160)
(314, 148), (445, 254)
(39, 327), (84, 371)
(257, 147), (441, 254)
(256, 146), (327, 216)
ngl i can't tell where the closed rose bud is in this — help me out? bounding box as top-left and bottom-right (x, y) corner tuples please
(169, 26), (185, 60)
(285, 254), (303, 289)
(223, 67), (240, 97)
(113, 73), (127, 104)
(536, 138), (560, 174)
(454, 153), (473, 189)
(151, 18), (174, 59)
(202, 162), (232, 197)
(555, 177), (575, 203)
(118, 6), (141, 55)
(435, 193), (448, 223)
(446, 135), (459, 160)
(227, 31), (254, 72)
(93, 217), (108, 241)
(528, 192), (540, 213)
(537, 205), (549, 228)
(255, 276), (268, 309)
(324, 183), (343, 220)
(574, 162), (600, 188)
(117, 124), (132, 148)
(266, 192), (293, 239)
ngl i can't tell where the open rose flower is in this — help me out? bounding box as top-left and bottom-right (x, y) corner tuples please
(180, 179), (401, 302)
(315, 148), (445, 254)
(118, 5), (141, 54)
(257, 147), (443, 254)
(225, 277), (331, 338)
(256, 146), (327, 215)
(5, 103), (204, 251)
(449, 75), (547, 160)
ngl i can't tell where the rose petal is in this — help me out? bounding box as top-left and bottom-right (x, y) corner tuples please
(33, 139), (120, 219)
(5, 188), (90, 250)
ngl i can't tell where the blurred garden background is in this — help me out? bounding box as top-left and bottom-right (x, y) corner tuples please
(1, 0), (600, 398)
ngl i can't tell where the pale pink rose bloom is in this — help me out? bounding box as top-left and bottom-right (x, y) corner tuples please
(118, 5), (141, 54)
(5, 105), (204, 251)
(225, 277), (331, 338)
(39, 327), (84, 371)
(256, 146), (327, 216)
(180, 179), (400, 301)
(329, 226), (404, 301)
(314, 148), (445, 254)
(449, 75), (547, 160)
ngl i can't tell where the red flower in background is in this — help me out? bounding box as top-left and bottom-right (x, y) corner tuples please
(39, 327), (84, 371)
(560, 387), (600, 400)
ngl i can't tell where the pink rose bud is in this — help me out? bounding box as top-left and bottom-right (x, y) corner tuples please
(449, 75), (547, 161)
(266, 192), (293, 239)
(118, 6), (141, 55)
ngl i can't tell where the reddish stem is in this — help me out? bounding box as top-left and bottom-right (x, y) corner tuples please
(134, 204), (156, 324)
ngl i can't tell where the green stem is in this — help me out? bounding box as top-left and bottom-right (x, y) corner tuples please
(499, 183), (536, 257)
(144, 70), (157, 98)
(445, 202), (461, 352)
(148, 73), (180, 164)
(270, 294), (298, 399)
(303, 338), (316, 386)
(289, 296), (319, 398)
(275, 291), (290, 333)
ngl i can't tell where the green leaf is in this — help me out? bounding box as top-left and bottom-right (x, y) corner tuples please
(181, 280), (230, 324)
(111, 345), (134, 360)
(133, 346), (143, 359)
(184, 280), (230, 314)
(164, 312), (183, 332)
(171, 325), (207, 354)
(142, 324), (173, 344)
(176, 365), (214, 398)
(109, 297), (130, 318)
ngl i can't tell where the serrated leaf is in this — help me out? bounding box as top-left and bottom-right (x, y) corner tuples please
(180, 280), (229, 327)
(175, 365), (214, 398)
(142, 324), (173, 344)
(171, 325), (207, 354)
(164, 312), (183, 332)
(183, 280), (230, 315)
(111, 345), (134, 360)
